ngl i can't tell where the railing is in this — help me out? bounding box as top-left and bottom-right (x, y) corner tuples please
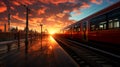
(0, 32), (40, 54)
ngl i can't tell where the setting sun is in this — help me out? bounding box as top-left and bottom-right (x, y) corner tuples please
(48, 29), (58, 35)
(49, 30), (56, 35)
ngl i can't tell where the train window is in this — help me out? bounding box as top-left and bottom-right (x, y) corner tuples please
(90, 14), (107, 31)
(75, 25), (77, 28)
(78, 27), (80, 31)
(103, 24), (106, 29)
(108, 20), (113, 29)
(76, 27), (80, 32)
(72, 25), (76, 32)
(114, 18), (119, 28)
(91, 25), (95, 31)
(99, 21), (107, 30)
(99, 24), (103, 29)
(114, 21), (120, 28)
(82, 22), (87, 31)
(108, 18), (120, 29)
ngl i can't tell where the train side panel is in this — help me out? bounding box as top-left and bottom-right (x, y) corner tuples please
(87, 3), (120, 44)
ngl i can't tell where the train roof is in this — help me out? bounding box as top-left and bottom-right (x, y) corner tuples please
(86, 1), (120, 20)
(62, 1), (120, 30)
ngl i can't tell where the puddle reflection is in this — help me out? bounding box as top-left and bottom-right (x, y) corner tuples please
(49, 45), (53, 50)
(1, 35), (78, 67)
(25, 35), (57, 58)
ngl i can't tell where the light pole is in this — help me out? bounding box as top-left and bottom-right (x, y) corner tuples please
(40, 23), (43, 36)
(8, 13), (11, 32)
(4, 24), (6, 32)
(7, 0), (11, 32)
(40, 23), (43, 50)
(24, 5), (30, 54)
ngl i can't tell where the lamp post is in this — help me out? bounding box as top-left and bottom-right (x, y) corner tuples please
(24, 5), (30, 54)
(40, 23), (43, 50)
(40, 23), (43, 36)
(7, 0), (11, 32)
(4, 24), (6, 32)
(8, 13), (11, 32)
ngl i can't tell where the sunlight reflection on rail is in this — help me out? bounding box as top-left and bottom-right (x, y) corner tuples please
(49, 36), (55, 42)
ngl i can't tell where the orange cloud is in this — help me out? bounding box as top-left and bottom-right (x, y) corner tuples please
(11, 22), (25, 30)
(0, 2), (7, 13)
(38, 7), (47, 15)
(39, 0), (76, 5)
(45, 20), (74, 33)
(50, 0), (68, 5)
(12, 13), (25, 22)
(12, 1), (21, 6)
(63, 10), (70, 13)
(91, 0), (103, 4)
(56, 13), (65, 18)
(46, 16), (56, 22)
(72, 8), (81, 16)
(10, 6), (15, 10)
(30, 18), (43, 24)
(81, 2), (90, 9)
(0, 0), (106, 33)
(69, 0), (76, 3)
(15, 0), (36, 5)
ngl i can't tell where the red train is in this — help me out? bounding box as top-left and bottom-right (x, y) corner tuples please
(61, 1), (120, 45)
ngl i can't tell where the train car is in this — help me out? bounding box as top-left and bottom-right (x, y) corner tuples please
(62, 24), (73, 38)
(63, 21), (83, 41)
(87, 1), (120, 44)
(62, 1), (120, 44)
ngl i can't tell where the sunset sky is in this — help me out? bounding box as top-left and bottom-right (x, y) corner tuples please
(0, 0), (119, 33)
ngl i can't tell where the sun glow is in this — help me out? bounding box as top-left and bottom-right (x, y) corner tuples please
(49, 31), (55, 34)
(49, 29), (57, 35)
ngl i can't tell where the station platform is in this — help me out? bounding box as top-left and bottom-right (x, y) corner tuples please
(0, 36), (79, 67)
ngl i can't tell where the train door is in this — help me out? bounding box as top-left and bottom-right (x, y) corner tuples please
(82, 22), (87, 40)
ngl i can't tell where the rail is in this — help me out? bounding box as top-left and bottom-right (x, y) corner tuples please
(54, 37), (120, 67)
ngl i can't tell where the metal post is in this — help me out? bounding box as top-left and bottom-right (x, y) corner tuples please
(24, 6), (30, 54)
(40, 24), (43, 50)
(17, 32), (20, 50)
(7, 0), (11, 32)
(8, 13), (10, 32)
(4, 24), (6, 32)
(40, 24), (43, 37)
(7, 44), (11, 52)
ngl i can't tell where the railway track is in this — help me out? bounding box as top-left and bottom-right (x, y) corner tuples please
(54, 37), (120, 67)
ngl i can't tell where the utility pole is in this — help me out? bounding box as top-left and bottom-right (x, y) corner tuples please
(8, 0), (11, 32)
(40, 23), (43, 50)
(24, 5), (30, 54)
(40, 24), (43, 37)
(8, 13), (11, 32)
(4, 24), (6, 32)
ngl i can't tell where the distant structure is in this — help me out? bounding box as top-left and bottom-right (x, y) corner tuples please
(0, 24), (8, 32)
(11, 27), (18, 32)
(8, 13), (11, 32)
(4, 24), (6, 32)
(7, 0), (11, 32)
(0, 29), (2, 32)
